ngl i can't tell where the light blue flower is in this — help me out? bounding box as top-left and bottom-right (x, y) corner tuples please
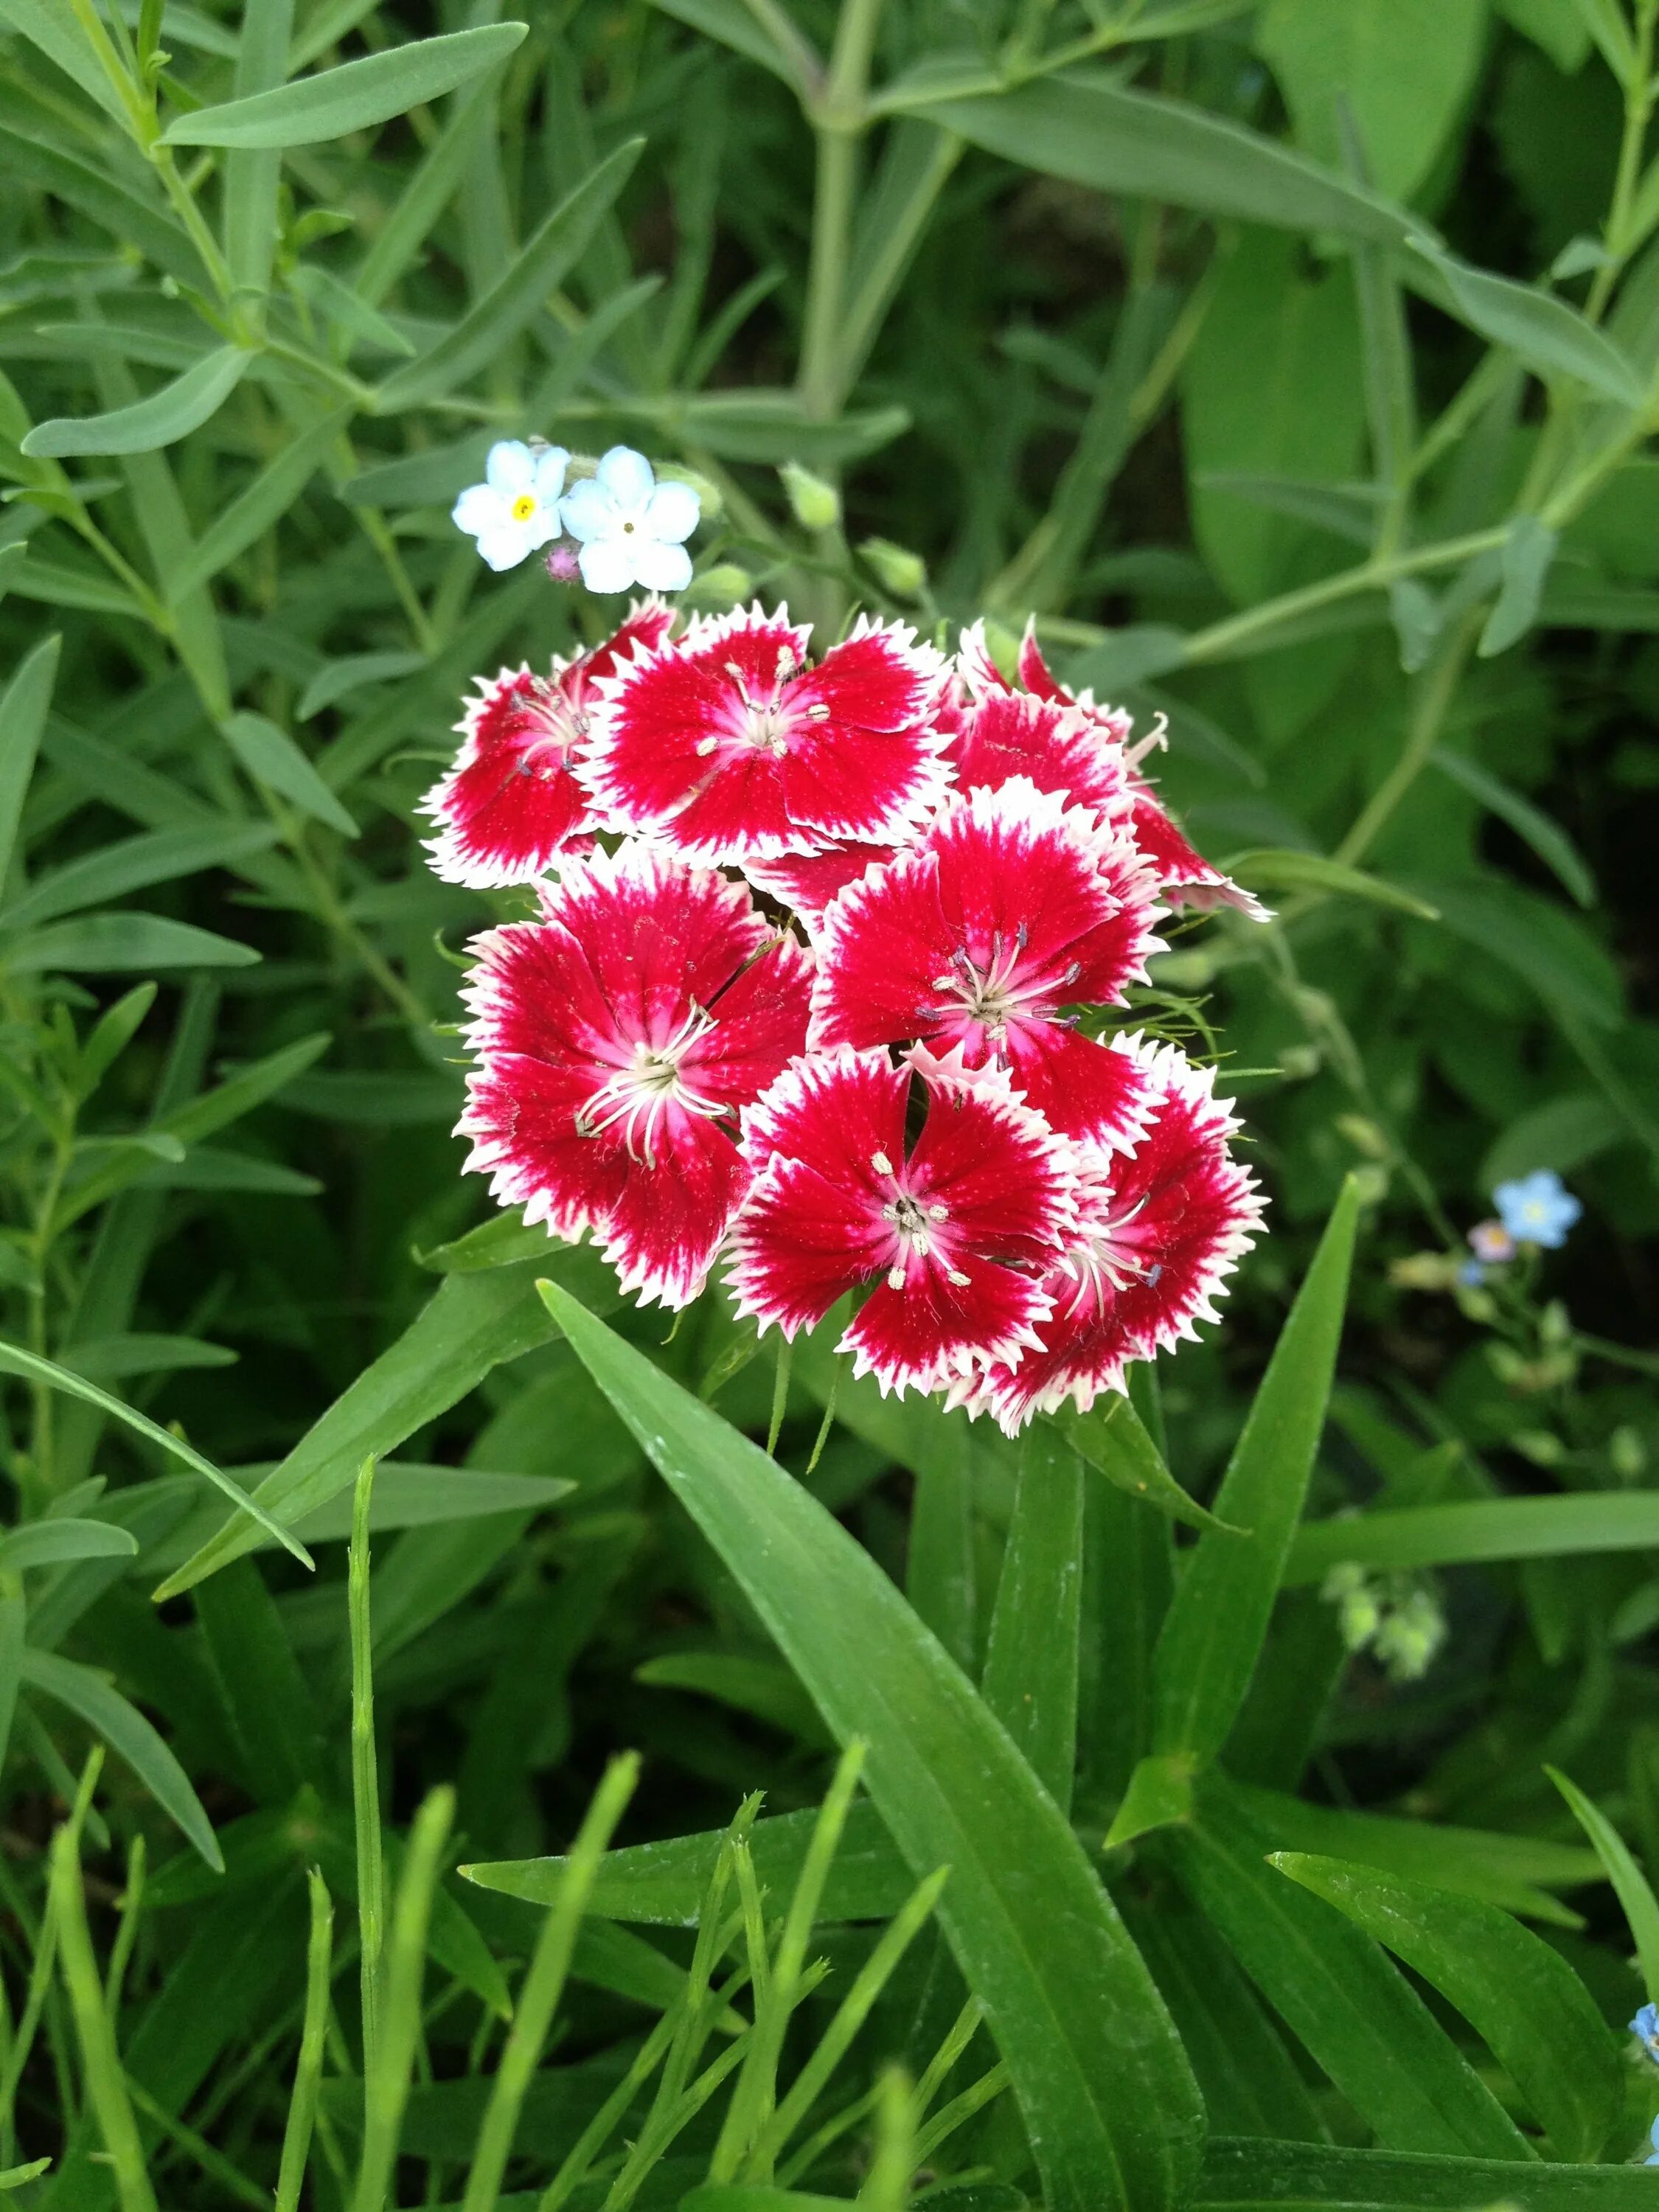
(1493, 1169), (1582, 1251)
(560, 446), (700, 594)
(452, 440), (569, 571)
(1632, 2002), (1659, 2061)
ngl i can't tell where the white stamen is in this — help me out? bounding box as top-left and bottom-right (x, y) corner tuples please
(871, 1150), (893, 1175)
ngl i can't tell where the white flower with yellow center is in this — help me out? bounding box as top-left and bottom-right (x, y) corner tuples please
(452, 441), (570, 571)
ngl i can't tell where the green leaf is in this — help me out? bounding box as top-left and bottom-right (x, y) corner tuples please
(656, 392), (911, 466)
(224, 0), (295, 294)
(1164, 1778), (1531, 2159)
(1287, 1489), (1659, 1583)
(1105, 1751), (1196, 1848)
(193, 1554), (318, 1807)
(151, 1248), (616, 1600)
(633, 1654), (830, 1747)
(0, 1337), (309, 1565)
(0, 0), (131, 123)
(296, 651), (424, 720)
(375, 140), (644, 411)
(1254, 0), (1488, 203)
(1479, 513), (1559, 655)
(1232, 1781), (1600, 1926)
(908, 72), (1419, 243)
(221, 712), (357, 837)
(1223, 848), (1440, 918)
(20, 348), (252, 459)
(1272, 1852), (1621, 2160)
(1547, 1766), (1659, 2002)
(1571, 0), (1641, 81)
(4, 913), (259, 973)
(161, 22), (529, 147)
(1428, 749), (1596, 907)
(0, 634), (59, 892)
(21, 1648), (223, 1869)
(647, 0), (818, 89)
(164, 411), (349, 604)
(1150, 1178), (1361, 1767)
(1047, 1395), (1239, 1537)
(1407, 241), (1648, 405)
(0, 1520), (136, 1572)
(1412, 875), (1623, 1028)
(980, 1425), (1083, 1809)
(58, 1333), (233, 1380)
(1480, 1092), (1625, 1188)
(538, 1280), (1206, 2212)
(1195, 2137), (1659, 2208)
(0, 823), (279, 933)
(465, 1798), (913, 1926)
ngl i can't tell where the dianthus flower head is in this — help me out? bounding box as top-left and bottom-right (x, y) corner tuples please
(582, 604), (950, 866)
(953, 1035), (1263, 1433)
(456, 841), (810, 1309)
(808, 779), (1164, 1150)
(728, 1043), (1075, 1399)
(962, 619), (1270, 922)
(421, 601), (674, 888)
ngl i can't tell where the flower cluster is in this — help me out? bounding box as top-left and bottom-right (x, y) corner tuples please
(425, 599), (1266, 1429)
(453, 442), (700, 593)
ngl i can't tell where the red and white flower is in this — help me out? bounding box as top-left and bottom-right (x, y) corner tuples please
(582, 605), (950, 865)
(728, 1045), (1075, 1398)
(456, 841), (810, 1308)
(956, 1034), (1264, 1433)
(739, 840), (900, 937)
(808, 780), (1163, 1150)
(963, 619), (1269, 921)
(422, 600), (674, 888)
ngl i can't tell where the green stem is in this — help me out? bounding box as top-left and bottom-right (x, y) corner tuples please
(1335, 608), (1479, 868)
(349, 1458), (385, 2093)
(275, 1871), (335, 2212)
(797, 0), (888, 421)
(1588, 0), (1658, 322)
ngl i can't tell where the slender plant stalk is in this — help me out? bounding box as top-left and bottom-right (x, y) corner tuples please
(275, 1870), (335, 2212)
(352, 1787), (454, 2212)
(349, 1456), (386, 2091)
(1335, 610), (1481, 866)
(462, 1754), (640, 2212)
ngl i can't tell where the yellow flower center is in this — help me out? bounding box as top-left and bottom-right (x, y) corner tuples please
(509, 493), (538, 524)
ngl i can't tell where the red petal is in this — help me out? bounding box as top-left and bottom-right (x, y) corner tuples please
(599, 1109), (751, 1310)
(738, 1044), (907, 1184)
(1130, 788), (1272, 919)
(904, 1054), (1074, 1276)
(808, 846), (953, 1054)
(689, 933), (815, 1113)
(728, 1155), (894, 1334)
(740, 842), (897, 933)
(422, 667), (597, 888)
(1000, 1028), (1156, 1152)
(841, 1256), (1054, 1399)
(945, 689), (1133, 824)
(457, 1050), (626, 1239)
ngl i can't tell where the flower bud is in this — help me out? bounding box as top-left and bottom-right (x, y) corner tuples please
(1611, 1425), (1647, 1481)
(859, 535), (927, 599)
(683, 563), (751, 608)
(779, 462), (841, 532)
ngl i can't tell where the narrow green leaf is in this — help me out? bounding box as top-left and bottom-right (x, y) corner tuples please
(539, 1281), (1206, 2212)
(1223, 849), (1440, 919)
(981, 1424), (1083, 1809)
(296, 652), (425, 720)
(1479, 514), (1559, 655)
(23, 1649), (223, 1869)
(1150, 1178), (1361, 1766)
(4, 913), (259, 973)
(194, 1555), (319, 1806)
(647, 0), (819, 89)
(152, 1248), (615, 1599)
(1049, 1396), (1240, 1537)
(465, 1798), (913, 1926)
(0, 1599), (23, 1778)
(161, 22), (529, 147)
(224, 0), (295, 294)
(1105, 1752), (1195, 1848)
(0, 1521), (136, 1572)
(1407, 241), (1648, 405)
(1195, 2137), (1656, 2207)
(634, 1654), (831, 1747)
(0, 0), (131, 122)
(1411, 874), (1622, 1027)
(0, 1338), (310, 1566)
(165, 411), (349, 604)
(21, 348), (251, 459)
(0, 635), (59, 892)
(355, 69), (500, 306)
(1164, 1779), (1531, 2160)
(0, 823), (279, 934)
(907, 73), (1419, 243)
(221, 712), (358, 837)
(1286, 1488), (1659, 1584)
(1547, 1766), (1659, 2002)
(1429, 749), (1596, 908)
(375, 139), (644, 411)
(1481, 1092), (1624, 1189)
(1272, 1851), (1621, 2160)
